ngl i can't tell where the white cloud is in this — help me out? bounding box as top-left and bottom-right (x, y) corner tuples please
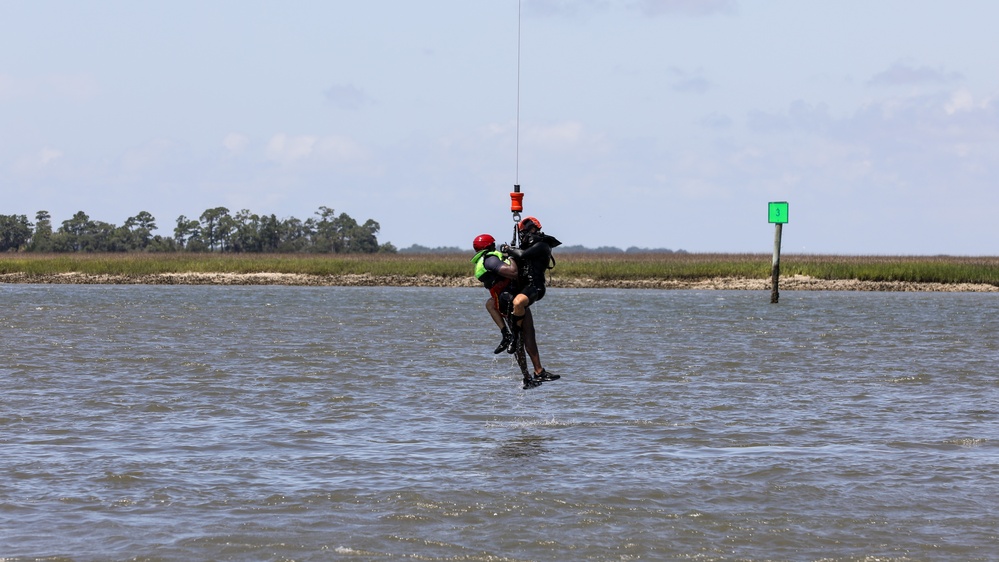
(633, 0), (737, 17)
(12, 147), (64, 174)
(45, 73), (99, 100)
(264, 133), (367, 166)
(868, 61), (962, 87)
(119, 139), (180, 175)
(0, 73), (98, 100)
(223, 133), (250, 154)
(525, 0), (609, 18)
(524, 121), (607, 153)
(314, 136), (368, 161)
(266, 134), (317, 164)
(38, 147), (64, 166)
(944, 89), (978, 114)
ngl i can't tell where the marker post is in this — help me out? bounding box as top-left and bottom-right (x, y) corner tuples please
(768, 202), (788, 304)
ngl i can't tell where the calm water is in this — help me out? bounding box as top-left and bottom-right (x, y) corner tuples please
(1, 285), (998, 561)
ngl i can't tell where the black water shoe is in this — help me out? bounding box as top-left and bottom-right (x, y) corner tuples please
(534, 369), (560, 382)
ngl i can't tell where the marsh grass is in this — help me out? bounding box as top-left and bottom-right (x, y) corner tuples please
(2, 253), (998, 286)
(554, 253), (999, 285)
(777, 254), (999, 285)
(0, 253), (469, 277)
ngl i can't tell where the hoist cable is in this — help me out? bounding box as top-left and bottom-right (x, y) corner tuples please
(515, 0), (521, 187)
(511, 0), (523, 247)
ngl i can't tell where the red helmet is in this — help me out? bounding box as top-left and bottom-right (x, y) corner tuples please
(472, 233), (496, 251)
(517, 216), (541, 232)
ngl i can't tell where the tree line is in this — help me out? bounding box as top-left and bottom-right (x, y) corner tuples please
(0, 206), (396, 253)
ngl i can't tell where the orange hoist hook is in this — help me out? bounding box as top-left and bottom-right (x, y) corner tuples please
(510, 184), (524, 219)
(510, 184), (524, 246)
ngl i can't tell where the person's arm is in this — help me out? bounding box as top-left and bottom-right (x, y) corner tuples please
(485, 254), (518, 280)
(497, 259), (518, 280)
(505, 242), (549, 262)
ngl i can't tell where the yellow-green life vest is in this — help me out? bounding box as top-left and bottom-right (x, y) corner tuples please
(471, 250), (507, 283)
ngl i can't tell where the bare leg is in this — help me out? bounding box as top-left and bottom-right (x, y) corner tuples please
(486, 297), (513, 354)
(486, 297), (505, 329)
(512, 294), (530, 316)
(522, 309), (542, 374)
(509, 294), (542, 388)
(514, 333), (535, 387)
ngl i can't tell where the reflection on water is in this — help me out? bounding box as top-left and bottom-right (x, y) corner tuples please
(1, 285), (998, 560)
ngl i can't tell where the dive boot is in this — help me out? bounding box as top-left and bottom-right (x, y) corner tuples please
(507, 314), (525, 354)
(494, 327), (514, 354)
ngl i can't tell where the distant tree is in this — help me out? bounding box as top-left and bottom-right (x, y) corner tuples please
(398, 244), (463, 254)
(108, 224), (132, 251)
(558, 245), (623, 254)
(279, 216), (311, 252)
(27, 210), (53, 252)
(185, 236), (208, 252)
(0, 214), (33, 252)
(146, 235), (177, 252)
(199, 207), (231, 251)
(312, 206), (338, 253)
(49, 213), (119, 252)
(258, 214), (281, 252)
(55, 211), (93, 252)
(230, 209), (262, 253)
(123, 211), (157, 250)
(347, 218), (380, 253)
(305, 206), (379, 254)
(88, 220), (119, 251)
(174, 215), (202, 250)
(397, 244), (431, 253)
(14, 205), (389, 253)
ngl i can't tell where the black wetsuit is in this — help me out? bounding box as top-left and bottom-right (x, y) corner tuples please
(507, 232), (561, 304)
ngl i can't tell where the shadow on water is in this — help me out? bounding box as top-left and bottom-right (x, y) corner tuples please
(492, 432), (553, 460)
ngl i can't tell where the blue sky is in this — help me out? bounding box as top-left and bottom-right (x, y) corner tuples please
(3, 0), (998, 254)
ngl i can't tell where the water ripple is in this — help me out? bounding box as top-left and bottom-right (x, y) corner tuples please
(2, 286), (999, 560)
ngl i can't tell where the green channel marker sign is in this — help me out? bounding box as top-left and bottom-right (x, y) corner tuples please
(768, 201), (788, 224)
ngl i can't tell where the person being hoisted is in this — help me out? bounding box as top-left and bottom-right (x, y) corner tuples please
(471, 234), (519, 353)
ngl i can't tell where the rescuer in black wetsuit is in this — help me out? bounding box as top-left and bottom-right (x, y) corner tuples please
(499, 216), (561, 382)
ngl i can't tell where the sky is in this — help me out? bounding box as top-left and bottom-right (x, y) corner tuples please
(3, 0), (999, 254)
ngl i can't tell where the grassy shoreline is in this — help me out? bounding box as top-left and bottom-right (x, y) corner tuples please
(2, 252), (999, 287)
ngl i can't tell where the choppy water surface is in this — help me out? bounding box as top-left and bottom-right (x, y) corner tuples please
(2, 285), (998, 561)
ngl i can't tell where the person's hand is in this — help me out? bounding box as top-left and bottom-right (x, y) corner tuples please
(499, 243), (510, 254)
